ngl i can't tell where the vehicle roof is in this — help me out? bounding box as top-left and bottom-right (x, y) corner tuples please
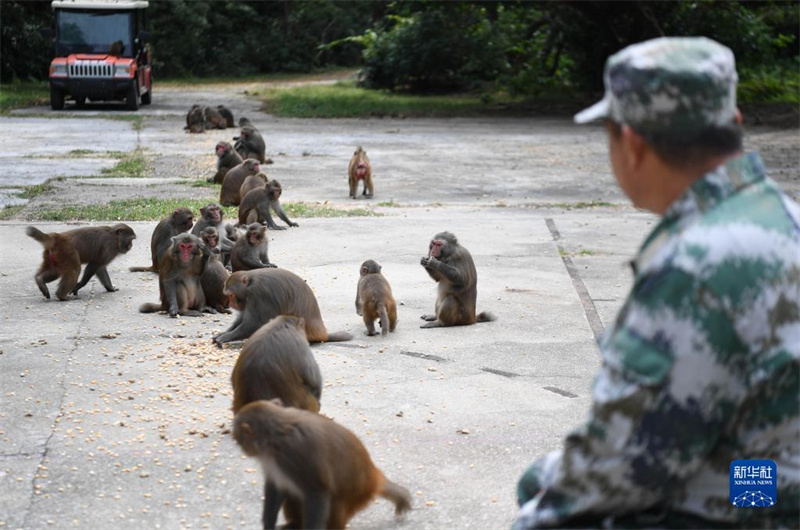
(52, 0), (148, 10)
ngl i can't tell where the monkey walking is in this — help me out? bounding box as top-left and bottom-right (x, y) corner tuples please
(356, 260), (397, 337)
(348, 146), (374, 199)
(26, 224), (136, 300)
(233, 399), (412, 529)
(420, 231), (496, 327)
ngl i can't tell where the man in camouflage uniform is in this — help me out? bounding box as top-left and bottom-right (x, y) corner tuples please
(515, 37), (799, 529)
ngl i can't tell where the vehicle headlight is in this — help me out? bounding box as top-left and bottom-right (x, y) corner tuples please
(114, 64), (131, 77)
(50, 63), (67, 76)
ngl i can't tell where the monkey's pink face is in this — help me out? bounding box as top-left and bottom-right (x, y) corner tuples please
(179, 242), (195, 263)
(248, 230), (262, 246)
(253, 162), (261, 173)
(208, 207), (221, 223)
(355, 163), (367, 180)
(205, 235), (218, 248)
(429, 239), (443, 258)
(216, 143), (227, 156)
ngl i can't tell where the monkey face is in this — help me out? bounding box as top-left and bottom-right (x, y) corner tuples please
(429, 239), (444, 258)
(247, 225), (265, 246)
(216, 142), (229, 157)
(177, 241), (196, 263)
(206, 205), (221, 223)
(253, 162), (261, 174)
(204, 235), (218, 248)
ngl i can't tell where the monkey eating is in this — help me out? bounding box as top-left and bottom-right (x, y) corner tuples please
(355, 259), (397, 337)
(230, 223), (276, 272)
(238, 179), (299, 230)
(420, 231), (496, 327)
(139, 233), (214, 318)
(130, 207), (194, 273)
(233, 399), (412, 529)
(213, 268), (353, 345)
(209, 141), (244, 184)
(220, 159), (261, 207)
(231, 315), (322, 414)
(26, 224), (137, 300)
(348, 146), (374, 199)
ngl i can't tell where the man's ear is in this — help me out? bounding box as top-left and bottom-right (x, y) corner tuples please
(621, 124), (648, 172)
(734, 108), (743, 125)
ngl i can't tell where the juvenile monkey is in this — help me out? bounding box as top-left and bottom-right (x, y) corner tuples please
(27, 224), (137, 299)
(25, 229), (80, 301)
(348, 146), (374, 199)
(356, 259), (397, 337)
(203, 106), (227, 130)
(191, 203), (237, 265)
(199, 228), (231, 314)
(420, 231), (495, 327)
(213, 269), (352, 345)
(230, 223), (275, 272)
(231, 315), (321, 414)
(130, 207), (193, 272)
(239, 172), (267, 200)
(209, 141), (244, 184)
(234, 124), (266, 164)
(238, 179), (299, 230)
(220, 159), (261, 207)
(184, 104), (204, 133)
(217, 105), (235, 128)
(139, 233), (213, 318)
(233, 399), (412, 529)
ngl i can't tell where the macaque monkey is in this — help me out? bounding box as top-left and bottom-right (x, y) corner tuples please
(239, 172), (268, 200)
(210, 141), (244, 184)
(191, 202), (237, 266)
(213, 269), (352, 345)
(198, 227), (231, 314)
(233, 399), (412, 529)
(217, 105), (235, 128)
(231, 315), (322, 413)
(220, 159), (261, 207)
(231, 223), (275, 272)
(238, 179), (298, 230)
(234, 124), (266, 164)
(420, 231), (496, 327)
(185, 104), (204, 133)
(139, 233), (213, 317)
(26, 224), (136, 299)
(130, 207), (193, 272)
(203, 106), (227, 130)
(348, 146), (373, 199)
(355, 260), (397, 337)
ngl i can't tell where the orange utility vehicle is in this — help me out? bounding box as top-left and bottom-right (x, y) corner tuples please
(48, 0), (152, 110)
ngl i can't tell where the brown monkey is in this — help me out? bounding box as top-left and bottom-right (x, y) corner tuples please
(213, 268), (352, 345)
(220, 159), (261, 207)
(231, 315), (321, 414)
(231, 223), (275, 272)
(185, 104), (204, 133)
(239, 172), (268, 200)
(238, 116), (255, 129)
(191, 202), (237, 266)
(198, 227), (232, 314)
(356, 260), (397, 337)
(217, 105), (235, 128)
(203, 106), (227, 130)
(130, 207), (193, 273)
(27, 224), (137, 298)
(26, 228), (80, 301)
(348, 146), (374, 199)
(233, 399), (412, 530)
(234, 125), (266, 164)
(420, 231), (496, 327)
(238, 179), (299, 230)
(139, 233), (213, 318)
(209, 141), (244, 184)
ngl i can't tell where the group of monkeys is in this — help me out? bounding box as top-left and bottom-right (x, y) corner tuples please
(24, 110), (496, 529)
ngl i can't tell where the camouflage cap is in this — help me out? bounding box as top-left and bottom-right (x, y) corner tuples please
(574, 37), (738, 134)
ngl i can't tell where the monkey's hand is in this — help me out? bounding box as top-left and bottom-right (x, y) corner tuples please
(421, 256), (438, 269)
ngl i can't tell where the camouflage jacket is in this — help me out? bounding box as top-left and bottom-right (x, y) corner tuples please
(516, 152), (800, 529)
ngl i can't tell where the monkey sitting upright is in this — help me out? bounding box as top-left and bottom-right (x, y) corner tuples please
(356, 259), (397, 337)
(230, 223), (275, 272)
(420, 231), (496, 327)
(209, 141), (243, 184)
(348, 146), (373, 199)
(233, 399), (412, 529)
(198, 227), (231, 314)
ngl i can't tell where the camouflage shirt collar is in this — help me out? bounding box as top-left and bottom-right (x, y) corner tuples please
(635, 152), (765, 274)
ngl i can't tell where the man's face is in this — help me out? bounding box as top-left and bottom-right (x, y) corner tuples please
(606, 121), (643, 208)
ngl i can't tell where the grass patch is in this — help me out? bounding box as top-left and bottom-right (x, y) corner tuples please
(0, 82), (49, 113)
(550, 200), (615, 210)
(177, 179), (217, 188)
(17, 182), (56, 200)
(106, 114), (144, 131)
(0, 205), (25, 220)
(283, 202), (380, 218)
(260, 81), (520, 118)
(101, 149), (150, 178)
(377, 200), (402, 207)
(159, 68), (356, 87)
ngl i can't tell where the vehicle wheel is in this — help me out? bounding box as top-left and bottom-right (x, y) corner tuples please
(75, 96), (86, 108)
(125, 82), (139, 111)
(50, 86), (65, 111)
(140, 79), (151, 105)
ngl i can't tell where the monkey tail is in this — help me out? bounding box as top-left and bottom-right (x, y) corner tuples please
(139, 302), (162, 313)
(325, 330), (353, 342)
(379, 478), (412, 516)
(477, 311), (497, 323)
(378, 303), (390, 337)
(25, 226), (50, 245)
(129, 265), (156, 272)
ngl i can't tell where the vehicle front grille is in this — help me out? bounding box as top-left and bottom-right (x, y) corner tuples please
(69, 61), (113, 78)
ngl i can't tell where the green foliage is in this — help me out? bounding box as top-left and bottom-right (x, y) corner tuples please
(0, 81), (49, 112)
(0, 1), (53, 83)
(100, 150), (150, 178)
(260, 82), (516, 118)
(739, 60), (800, 103)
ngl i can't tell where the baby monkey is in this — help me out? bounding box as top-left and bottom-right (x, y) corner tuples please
(355, 259), (397, 337)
